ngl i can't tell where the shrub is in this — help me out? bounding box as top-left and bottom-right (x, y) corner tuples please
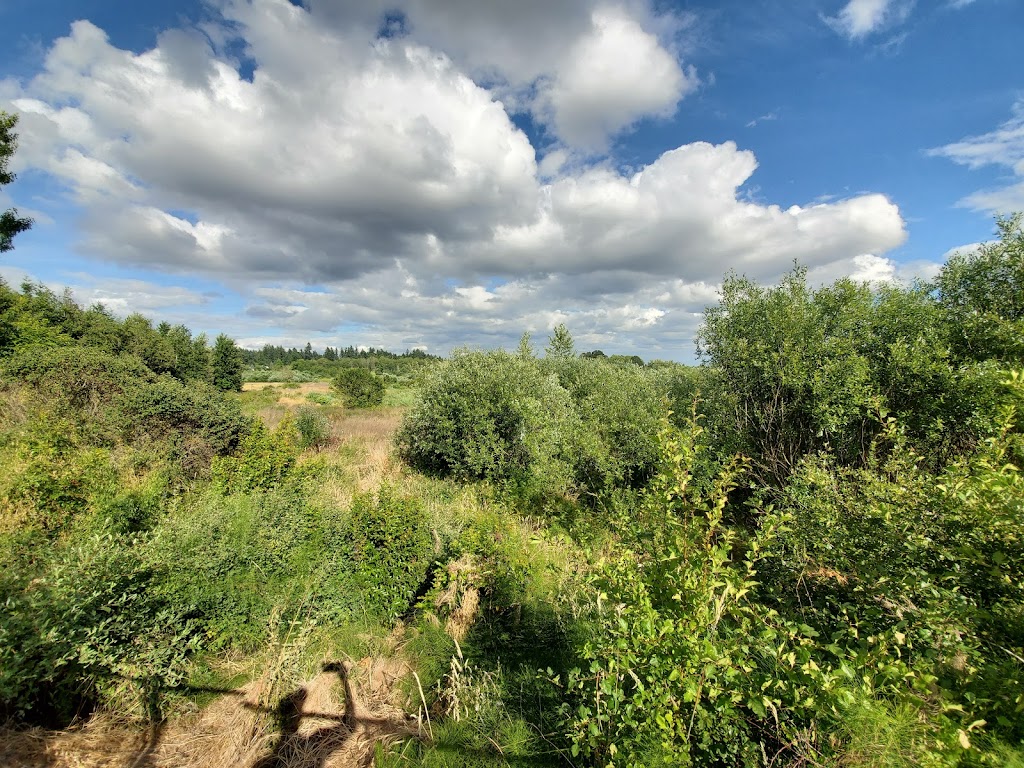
(331, 367), (384, 407)
(935, 213), (1024, 363)
(0, 533), (197, 724)
(4, 446), (115, 536)
(3, 345), (154, 415)
(397, 350), (579, 496)
(566, 359), (663, 493)
(345, 487), (434, 619)
(148, 485), (322, 650)
(210, 420), (297, 493)
(119, 376), (251, 456)
(294, 406), (331, 449)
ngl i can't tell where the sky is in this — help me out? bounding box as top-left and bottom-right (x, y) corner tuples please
(0, 0), (1021, 361)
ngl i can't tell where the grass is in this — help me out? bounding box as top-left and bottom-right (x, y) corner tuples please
(2, 381), (587, 767)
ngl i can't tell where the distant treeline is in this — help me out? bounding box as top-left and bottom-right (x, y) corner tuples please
(241, 343), (437, 366)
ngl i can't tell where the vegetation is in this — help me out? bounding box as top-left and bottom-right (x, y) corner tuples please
(332, 366), (386, 407)
(0, 201), (1022, 767)
(1, 111), (32, 253)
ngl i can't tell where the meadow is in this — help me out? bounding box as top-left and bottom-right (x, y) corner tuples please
(0, 215), (1022, 767)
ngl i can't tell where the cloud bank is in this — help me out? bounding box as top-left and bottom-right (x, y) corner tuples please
(3, 0), (911, 359)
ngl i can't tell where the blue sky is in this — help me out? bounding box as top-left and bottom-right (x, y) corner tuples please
(1, 0), (1021, 360)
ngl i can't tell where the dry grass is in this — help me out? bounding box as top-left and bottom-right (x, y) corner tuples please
(316, 409), (406, 510)
(241, 382), (332, 407)
(0, 658), (424, 768)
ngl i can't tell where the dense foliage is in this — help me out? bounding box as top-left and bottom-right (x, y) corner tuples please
(397, 341), (664, 501)
(553, 218), (1024, 766)
(331, 366), (386, 407)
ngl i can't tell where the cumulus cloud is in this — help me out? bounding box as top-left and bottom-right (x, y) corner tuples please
(928, 99), (1024, 212)
(301, 0), (695, 150)
(826, 0), (914, 40)
(2, 0), (912, 359)
(532, 6), (694, 150)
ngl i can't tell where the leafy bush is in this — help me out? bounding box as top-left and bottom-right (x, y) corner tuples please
(332, 367), (385, 407)
(119, 376), (251, 456)
(696, 267), (1011, 485)
(697, 269), (879, 484)
(0, 533), (198, 725)
(3, 344), (154, 417)
(346, 486), (434, 619)
(935, 213), (1024, 363)
(294, 405), (331, 449)
(398, 350), (579, 496)
(210, 420), (297, 493)
(3, 445), (115, 536)
(566, 359), (663, 493)
(149, 484), (325, 649)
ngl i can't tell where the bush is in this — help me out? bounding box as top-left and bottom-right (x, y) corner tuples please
(346, 487), (434, 619)
(149, 485), (323, 650)
(566, 359), (663, 493)
(331, 367), (385, 407)
(119, 376), (252, 456)
(210, 420), (297, 493)
(294, 406), (332, 449)
(3, 345), (154, 416)
(0, 533), (197, 724)
(397, 350), (579, 496)
(935, 213), (1024, 363)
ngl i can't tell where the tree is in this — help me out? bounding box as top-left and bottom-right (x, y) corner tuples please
(545, 323), (575, 359)
(331, 367), (384, 408)
(1, 112), (32, 253)
(516, 331), (534, 359)
(211, 334), (242, 392)
(934, 213), (1024, 362)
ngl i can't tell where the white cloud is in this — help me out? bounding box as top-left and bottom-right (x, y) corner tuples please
(928, 99), (1024, 212)
(298, 0), (696, 150)
(826, 0), (914, 40)
(1, 0), (912, 359)
(532, 6), (694, 150)
(746, 111), (778, 128)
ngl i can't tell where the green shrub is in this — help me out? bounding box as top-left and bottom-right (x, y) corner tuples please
(3, 443), (116, 536)
(294, 406), (331, 450)
(3, 345), (154, 416)
(935, 213), (1024, 363)
(566, 359), (663, 493)
(148, 485), (323, 649)
(346, 486), (434, 620)
(119, 376), (251, 456)
(211, 420), (297, 493)
(332, 367), (385, 407)
(0, 533), (197, 724)
(397, 350), (579, 496)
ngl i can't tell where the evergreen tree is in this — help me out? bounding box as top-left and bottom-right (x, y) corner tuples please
(211, 334), (243, 391)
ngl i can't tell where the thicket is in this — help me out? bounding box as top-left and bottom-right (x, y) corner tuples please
(390, 217), (1024, 766)
(551, 216), (1024, 766)
(396, 337), (664, 503)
